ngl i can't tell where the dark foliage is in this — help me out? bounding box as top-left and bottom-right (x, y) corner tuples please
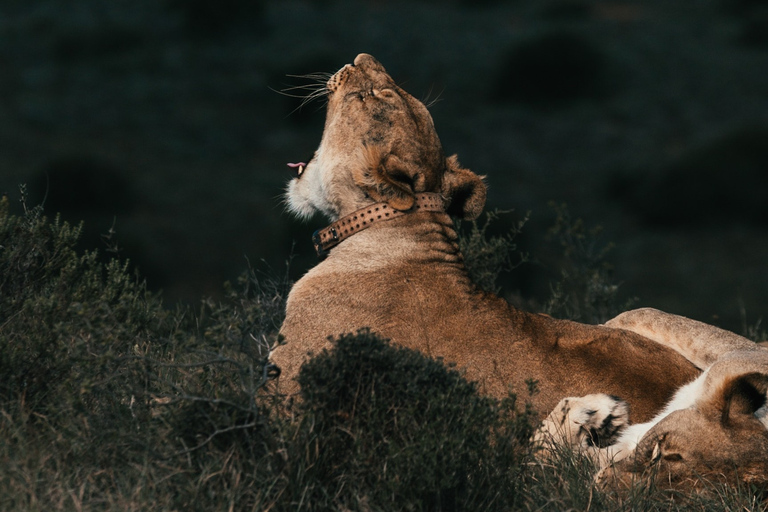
(0, 193), (285, 508)
(458, 209), (528, 294)
(611, 124), (768, 228)
(0, 192), (161, 417)
(166, 0), (266, 39)
(1, 192), (764, 510)
(287, 329), (532, 511)
(544, 202), (635, 324)
(492, 31), (615, 106)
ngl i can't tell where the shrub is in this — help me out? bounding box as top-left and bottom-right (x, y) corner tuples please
(0, 192), (162, 419)
(458, 209), (528, 294)
(544, 202), (635, 324)
(0, 191), (287, 509)
(276, 330), (533, 511)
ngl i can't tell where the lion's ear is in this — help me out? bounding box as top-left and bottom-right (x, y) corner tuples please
(441, 155), (486, 220)
(696, 350), (768, 426)
(700, 373), (768, 426)
(354, 146), (420, 211)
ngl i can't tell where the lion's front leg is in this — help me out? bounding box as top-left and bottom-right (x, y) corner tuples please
(533, 393), (629, 464)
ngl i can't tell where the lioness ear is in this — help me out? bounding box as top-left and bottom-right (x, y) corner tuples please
(441, 155), (486, 220)
(701, 373), (767, 426)
(354, 146), (420, 211)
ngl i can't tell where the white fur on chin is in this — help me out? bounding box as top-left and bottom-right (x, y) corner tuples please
(285, 159), (338, 221)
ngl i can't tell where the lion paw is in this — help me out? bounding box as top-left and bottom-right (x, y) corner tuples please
(535, 394), (630, 456)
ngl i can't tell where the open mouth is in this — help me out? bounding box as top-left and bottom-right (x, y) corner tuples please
(287, 162), (306, 178)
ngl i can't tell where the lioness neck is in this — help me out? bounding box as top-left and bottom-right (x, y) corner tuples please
(316, 211), (469, 274)
(285, 209), (500, 339)
(283, 209), (507, 359)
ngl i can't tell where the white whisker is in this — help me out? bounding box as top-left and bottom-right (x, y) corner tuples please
(286, 72), (333, 81)
(422, 85), (445, 109)
(279, 84), (325, 92)
(269, 87), (320, 99)
(271, 70), (331, 117)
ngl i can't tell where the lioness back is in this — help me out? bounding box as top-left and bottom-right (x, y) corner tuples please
(274, 215), (698, 421)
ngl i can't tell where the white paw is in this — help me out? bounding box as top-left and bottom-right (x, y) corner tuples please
(536, 394), (630, 453)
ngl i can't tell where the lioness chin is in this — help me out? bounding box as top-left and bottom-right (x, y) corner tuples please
(272, 53), (699, 424)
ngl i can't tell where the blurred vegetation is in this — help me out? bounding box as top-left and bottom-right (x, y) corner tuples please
(611, 124), (768, 228)
(0, 194), (765, 510)
(166, 0), (266, 39)
(492, 29), (617, 107)
(458, 209), (529, 294)
(543, 202), (637, 324)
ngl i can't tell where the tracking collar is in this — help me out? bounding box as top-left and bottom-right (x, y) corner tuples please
(312, 192), (445, 259)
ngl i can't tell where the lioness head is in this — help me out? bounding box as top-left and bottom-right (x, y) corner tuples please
(598, 350), (768, 491)
(286, 53), (486, 221)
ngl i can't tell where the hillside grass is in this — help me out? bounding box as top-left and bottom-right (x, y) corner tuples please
(0, 194), (765, 511)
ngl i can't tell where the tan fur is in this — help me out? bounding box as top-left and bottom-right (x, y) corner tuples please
(273, 54), (699, 422)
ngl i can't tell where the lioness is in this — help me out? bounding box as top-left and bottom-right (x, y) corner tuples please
(537, 308), (768, 490)
(271, 53), (699, 422)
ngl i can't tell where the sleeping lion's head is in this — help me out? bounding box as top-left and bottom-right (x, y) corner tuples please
(285, 53), (486, 222)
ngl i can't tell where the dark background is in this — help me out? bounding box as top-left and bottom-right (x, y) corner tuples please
(2, 0), (767, 332)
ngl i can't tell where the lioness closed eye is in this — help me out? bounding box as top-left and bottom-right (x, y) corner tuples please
(271, 53), (699, 427)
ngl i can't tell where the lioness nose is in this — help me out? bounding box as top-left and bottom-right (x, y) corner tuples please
(353, 53), (385, 73)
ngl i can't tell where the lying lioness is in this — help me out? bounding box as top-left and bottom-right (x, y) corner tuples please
(536, 308), (768, 490)
(271, 53), (699, 423)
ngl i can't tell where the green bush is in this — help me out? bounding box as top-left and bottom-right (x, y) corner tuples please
(284, 330), (533, 511)
(0, 193), (162, 420)
(0, 192), (286, 509)
(543, 202), (635, 324)
(458, 209), (528, 294)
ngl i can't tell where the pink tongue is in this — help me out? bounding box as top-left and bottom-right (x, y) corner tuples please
(287, 162), (306, 168)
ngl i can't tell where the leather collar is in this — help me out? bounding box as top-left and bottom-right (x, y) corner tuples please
(312, 192), (445, 258)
